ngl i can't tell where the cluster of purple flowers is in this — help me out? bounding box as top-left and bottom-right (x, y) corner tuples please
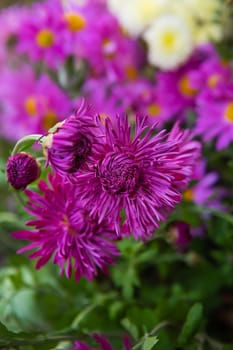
(8, 100), (200, 281)
(1, 0), (233, 150)
(2, 0), (229, 282)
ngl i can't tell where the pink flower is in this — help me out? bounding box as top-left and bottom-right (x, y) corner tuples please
(12, 174), (120, 282)
(195, 83), (233, 150)
(183, 159), (224, 210)
(155, 44), (219, 122)
(73, 334), (131, 350)
(74, 115), (200, 240)
(43, 100), (103, 179)
(16, 0), (67, 69)
(0, 66), (71, 141)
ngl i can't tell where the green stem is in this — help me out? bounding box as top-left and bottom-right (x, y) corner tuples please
(11, 134), (43, 155)
(195, 205), (233, 225)
(132, 321), (175, 350)
(0, 333), (83, 349)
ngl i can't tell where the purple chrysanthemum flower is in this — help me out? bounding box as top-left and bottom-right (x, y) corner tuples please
(6, 152), (40, 190)
(73, 334), (131, 350)
(43, 100), (103, 178)
(12, 174), (120, 281)
(75, 115), (200, 240)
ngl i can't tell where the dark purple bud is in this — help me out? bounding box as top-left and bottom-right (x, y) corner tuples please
(169, 221), (192, 251)
(6, 153), (40, 190)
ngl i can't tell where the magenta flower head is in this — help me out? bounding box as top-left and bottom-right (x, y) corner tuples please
(75, 115), (201, 240)
(6, 152), (40, 190)
(12, 174), (119, 281)
(73, 334), (131, 350)
(43, 100), (102, 178)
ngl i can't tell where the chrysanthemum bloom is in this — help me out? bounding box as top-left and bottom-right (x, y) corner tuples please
(73, 334), (131, 350)
(0, 66), (71, 141)
(12, 174), (120, 281)
(75, 115), (200, 240)
(42, 100), (103, 178)
(6, 153), (40, 190)
(143, 13), (194, 70)
(195, 82), (233, 150)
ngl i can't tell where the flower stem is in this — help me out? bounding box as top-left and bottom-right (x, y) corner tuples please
(11, 134), (43, 155)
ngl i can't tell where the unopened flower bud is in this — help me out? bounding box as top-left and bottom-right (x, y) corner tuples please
(6, 153), (40, 190)
(168, 221), (192, 251)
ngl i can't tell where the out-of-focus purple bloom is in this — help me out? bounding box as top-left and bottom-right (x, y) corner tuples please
(74, 0), (143, 80)
(190, 58), (231, 92)
(169, 221), (192, 251)
(195, 82), (233, 150)
(43, 100), (103, 179)
(183, 159), (224, 210)
(0, 5), (29, 67)
(155, 44), (219, 122)
(0, 66), (71, 141)
(73, 334), (131, 350)
(75, 115), (200, 240)
(6, 153), (40, 190)
(12, 174), (120, 282)
(16, 0), (68, 69)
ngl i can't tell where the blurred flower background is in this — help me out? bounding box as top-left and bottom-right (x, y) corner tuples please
(0, 0), (233, 349)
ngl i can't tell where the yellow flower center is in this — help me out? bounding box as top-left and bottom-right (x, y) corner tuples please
(162, 32), (176, 51)
(125, 65), (138, 80)
(61, 215), (77, 235)
(147, 103), (161, 117)
(99, 113), (108, 126)
(42, 110), (58, 130)
(224, 102), (233, 123)
(178, 76), (197, 97)
(207, 74), (220, 89)
(24, 96), (37, 116)
(64, 12), (86, 32)
(183, 189), (194, 201)
(36, 29), (54, 48)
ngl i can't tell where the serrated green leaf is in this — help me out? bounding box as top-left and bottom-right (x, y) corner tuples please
(142, 336), (159, 350)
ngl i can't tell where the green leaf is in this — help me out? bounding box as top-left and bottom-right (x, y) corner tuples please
(142, 336), (159, 350)
(178, 303), (203, 346)
(121, 318), (139, 339)
(0, 321), (17, 338)
(11, 289), (49, 332)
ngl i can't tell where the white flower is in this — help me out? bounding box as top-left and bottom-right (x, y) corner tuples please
(107, 0), (169, 36)
(170, 0), (227, 44)
(143, 14), (194, 70)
